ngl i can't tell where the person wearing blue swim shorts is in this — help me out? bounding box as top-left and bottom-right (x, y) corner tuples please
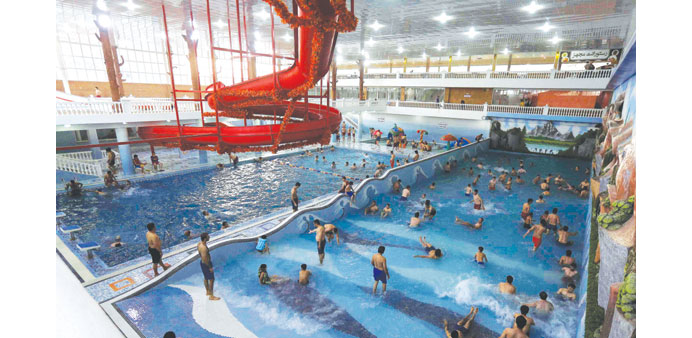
(371, 246), (390, 294)
(474, 246), (487, 266)
(197, 232), (220, 300)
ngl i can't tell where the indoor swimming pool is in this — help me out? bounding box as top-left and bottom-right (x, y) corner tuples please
(113, 150), (591, 338)
(56, 148), (390, 269)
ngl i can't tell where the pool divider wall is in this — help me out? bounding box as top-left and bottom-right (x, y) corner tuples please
(100, 140), (489, 337)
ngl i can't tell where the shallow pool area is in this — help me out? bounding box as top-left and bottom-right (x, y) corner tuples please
(112, 150), (591, 338)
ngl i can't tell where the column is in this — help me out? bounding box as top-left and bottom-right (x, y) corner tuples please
(403, 57), (407, 73)
(86, 129), (102, 160)
(115, 127), (134, 176)
(330, 61), (337, 100)
(448, 55), (453, 72)
(507, 54), (513, 71)
(491, 54), (498, 72)
(467, 55), (472, 72)
(358, 59), (365, 100)
(425, 56), (431, 72)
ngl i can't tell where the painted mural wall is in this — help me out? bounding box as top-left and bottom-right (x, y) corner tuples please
(360, 112), (491, 144)
(488, 117), (601, 158)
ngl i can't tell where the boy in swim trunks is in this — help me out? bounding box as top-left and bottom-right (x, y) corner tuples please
(499, 275), (516, 294)
(523, 291), (554, 313)
(559, 250), (575, 267)
(146, 223), (169, 277)
(371, 246), (390, 294)
(464, 184), (473, 196)
(256, 235), (270, 254)
(380, 203), (392, 218)
(308, 220), (327, 264)
(198, 232), (220, 300)
(291, 182), (301, 211)
(540, 180), (551, 196)
(455, 217), (484, 230)
(324, 223), (340, 244)
(514, 305), (535, 336)
(132, 155), (147, 173)
(409, 212), (421, 227)
(298, 264), (312, 285)
(547, 208), (561, 232)
(557, 283), (577, 301)
(414, 236), (443, 259)
(521, 199), (533, 220)
(423, 200), (436, 220)
(474, 246), (487, 265)
(443, 307), (479, 338)
(472, 175), (481, 186)
(345, 182), (355, 200)
(364, 201), (379, 215)
(472, 190), (485, 210)
(557, 226), (578, 245)
(523, 220), (549, 251)
(505, 177), (513, 190)
(516, 176), (525, 184)
(489, 176), (497, 191)
(532, 174), (542, 185)
(522, 213), (533, 229)
(499, 316), (529, 338)
(401, 185), (411, 200)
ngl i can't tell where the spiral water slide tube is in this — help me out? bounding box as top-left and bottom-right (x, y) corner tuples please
(138, 0), (348, 153)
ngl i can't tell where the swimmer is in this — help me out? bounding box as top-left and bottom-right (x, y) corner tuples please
(345, 181), (355, 200)
(579, 188), (589, 198)
(392, 179), (402, 193)
(423, 200), (436, 220)
(390, 151), (395, 168)
(554, 175), (564, 186)
(455, 217), (484, 229)
(345, 161), (349, 167)
(409, 212), (421, 227)
(291, 182), (301, 211)
(146, 223), (169, 276)
(364, 201), (379, 215)
(324, 223), (340, 244)
(65, 179), (83, 196)
(256, 235), (270, 254)
(546, 173), (553, 184)
(429, 182), (436, 190)
(477, 162), (484, 169)
(516, 176), (525, 184)
(472, 190), (485, 210)
(401, 185), (411, 200)
(443, 307), (479, 338)
(380, 203), (392, 218)
(468, 167), (474, 176)
(559, 250), (575, 266)
(110, 235), (124, 248)
(510, 168), (517, 176)
(489, 176), (497, 191)
(499, 172), (508, 183)
(471, 157), (477, 163)
(523, 220), (549, 251)
(315, 155), (319, 162)
(523, 291), (554, 313)
(338, 176), (348, 193)
(444, 162), (451, 173)
(216, 163), (224, 170)
(254, 156), (263, 162)
(308, 220), (327, 264)
(202, 210), (214, 221)
(374, 168), (384, 178)
(93, 188), (107, 196)
(532, 174), (542, 185)
(575, 165), (580, 172)
(183, 230), (197, 240)
(413, 151), (419, 161)
(557, 226), (578, 245)
(562, 263), (579, 279)
(464, 184), (473, 196)
(118, 180), (132, 191)
(474, 246), (488, 265)
(351, 163), (357, 170)
(298, 264), (312, 285)
(521, 199), (533, 220)
(499, 316), (529, 338)
(473, 175), (481, 186)
(331, 161), (336, 169)
(371, 246), (390, 294)
(557, 283), (577, 301)
(518, 167), (526, 174)
(535, 195), (546, 203)
(547, 208), (561, 232)
(221, 221), (230, 229)
(514, 305), (535, 336)
(198, 233), (220, 300)
(103, 170), (119, 187)
(257, 264), (287, 285)
(505, 177), (512, 190)
(414, 236), (443, 259)
(487, 169), (493, 176)
(540, 180), (551, 196)
(522, 213), (533, 229)
(499, 275), (516, 294)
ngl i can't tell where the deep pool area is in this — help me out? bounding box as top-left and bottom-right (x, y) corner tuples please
(56, 148), (391, 269)
(114, 150), (591, 338)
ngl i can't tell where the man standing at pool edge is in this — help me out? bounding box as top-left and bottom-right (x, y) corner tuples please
(197, 232), (220, 300)
(291, 182), (301, 211)
(372, 246), (390, 294)
(309, 220), (326, 264)
(146, 223), (168, 276)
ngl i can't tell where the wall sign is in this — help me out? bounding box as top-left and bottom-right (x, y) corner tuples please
(438, 122), (447, 129)
(377, 117), (385, 122)
(560, 49), (622, 63)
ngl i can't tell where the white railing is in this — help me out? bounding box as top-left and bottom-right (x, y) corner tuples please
(56, 100), (202, 116)
(56, 156), (103, 177)
(487, 104), (545, 115)
(397, 101), (441, 109)
(58, 149), (120, 161)
(336, 68), (614, 81)
(547, 107), (604, 118)
(443, 103), (485, 112)
(380, 100), (604, 119)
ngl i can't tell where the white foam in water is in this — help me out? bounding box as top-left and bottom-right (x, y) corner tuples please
(438, 276), (579, 338)
(219, 285), (327, 336)
(271, 244), (345, 278)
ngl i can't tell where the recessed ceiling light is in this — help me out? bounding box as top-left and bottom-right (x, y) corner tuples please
(121, 1), (139, 11)
(433, 11), (453, 24)
(549, 35), (561, 44)
(366, 38), (376, 47)
(502, 48), (510, 55)
(397, 46), (405, 54)
(522, 1), (544, 14)
(368, 20), (384, 31)
(190, 30), (199, 41)
(255, 9), (270, 20)
(214, 20), (226, 28)
(361, 50), (369, 59)
(421, 51), (427, 58)
(464, 27), (479, 38)
(282, 32), (292, 41)
(96, 0), (108, 11)
(435, 43), (445, 51)
(537, 21), (554, 32)
(456, 50), (462, 57)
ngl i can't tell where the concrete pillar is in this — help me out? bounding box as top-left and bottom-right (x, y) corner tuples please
(115, 127), (134, 176)
(86, 129), (102, 160)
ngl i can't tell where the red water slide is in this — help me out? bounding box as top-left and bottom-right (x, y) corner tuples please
(138, 0), (353, 153)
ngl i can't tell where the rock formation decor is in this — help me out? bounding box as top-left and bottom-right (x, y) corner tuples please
(488, 117), (599, 158)
(597, 196), (634, 230)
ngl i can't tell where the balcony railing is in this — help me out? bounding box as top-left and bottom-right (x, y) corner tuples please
(336, 68), (613, 81)
(383, 100), (604, 119)
(56, 100), (202, 116)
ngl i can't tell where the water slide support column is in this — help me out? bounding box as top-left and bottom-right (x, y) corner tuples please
(87, 129), (102, 160)
(115, 127), (134, 176)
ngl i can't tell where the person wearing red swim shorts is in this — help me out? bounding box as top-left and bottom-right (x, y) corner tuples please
(523, 219), (550, 252)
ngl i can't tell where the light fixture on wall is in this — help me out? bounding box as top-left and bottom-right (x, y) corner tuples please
(368, 20), (384, 31)
(282, 32), (292, 41)
(435, 43), (445, 51)
(96, 0), (108, 11)
(366, 37), (376, 47)
(537, 20), (554, 32)
(255, 9), (270, 20)
(190, 30), (199, 41)
(456, 50), (462, 57)
(522, 1), (544, 14)
(121, 0), (139, 11)
(214, 20), (226, 28)
(502, 48), (511, 55)
(464, 27), (479, 38)
(433, 11), (453, 24)
(549, 35), (561, 44)
(397, 46), (405, 54)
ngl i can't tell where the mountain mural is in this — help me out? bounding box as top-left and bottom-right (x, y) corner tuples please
(527, 121), (576, 141)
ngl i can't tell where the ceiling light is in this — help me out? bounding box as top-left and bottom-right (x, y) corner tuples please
(96, 0), (108, 11)
(464, 27), (479, 38)
(397, 46), (405, 54)
(549, 35), (561, 44)
(421, 51), (427, 58)
(456, 50), (462, 57)
(214, 20), (226, 28)
(282, 32), (292, 41)
(366, 38), (376, 47)
(537, 21), (554, 32)
(336, 55), (344, 63)
(190, 30), (199, 41)
(368, 20), (384, 31)
(433, 11), (453, 24)
(97, 14), (111, 28)
(502, 48), (510, 55)
(522, 1), (544, 14)
(435, 43), (445, 51)
(121, 0), (139, 11)
(255, 9), (270, 20)
(364, 59), (372, 66)
(360, 50), (369, 59)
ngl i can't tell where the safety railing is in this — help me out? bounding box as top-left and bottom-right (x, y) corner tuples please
(487, 104), (545, 115)
(56, 100), (202, 116)
(443, 103), (485, 112)
(336, 68), (614, 80)
(56, 155), (103, 177)
(58, 150), (120, 161)
(381, 100), (604, 119)
(547, 107), (604, 118)
(397, 101), (441, 109)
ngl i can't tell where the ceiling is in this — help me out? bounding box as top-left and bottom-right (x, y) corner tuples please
(57, 0), (635, 64)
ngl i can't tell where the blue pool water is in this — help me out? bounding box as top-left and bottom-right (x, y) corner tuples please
(115, 150), (590, 338)
(56, 148), (389, 267)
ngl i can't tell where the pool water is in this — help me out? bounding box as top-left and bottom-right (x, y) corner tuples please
(56, 148), (389, 267)
(115, 150), (591, 338)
